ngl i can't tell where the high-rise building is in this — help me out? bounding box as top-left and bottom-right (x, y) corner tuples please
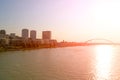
(0, 30), (6, 39)
(10, 33), (16, 39)
(0, 30), (6, 35)
(30, 30), (36, 40)
(22, 29), (29, 39)
(42, 31), (51, 40)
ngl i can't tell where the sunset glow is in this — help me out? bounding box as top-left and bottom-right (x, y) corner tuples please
(1, 0), (120, 42)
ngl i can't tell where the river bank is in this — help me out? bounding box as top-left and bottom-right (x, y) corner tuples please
(0, 46), (58, 52)
(0, 42), (87, 52)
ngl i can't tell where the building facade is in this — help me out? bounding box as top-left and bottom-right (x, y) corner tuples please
(30, 30), (36, 40)
(22, 29), (29, 39)
(42, 31), (51, 40)
(10, 33), (16, 39)
(0, 30), (6, 35)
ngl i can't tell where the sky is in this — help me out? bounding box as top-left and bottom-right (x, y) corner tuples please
(0, 0), (120, 42)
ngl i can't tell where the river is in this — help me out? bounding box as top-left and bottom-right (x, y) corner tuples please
(0, 45), (120, 80)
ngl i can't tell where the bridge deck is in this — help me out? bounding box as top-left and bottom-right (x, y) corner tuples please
(80, 43), (120, 46)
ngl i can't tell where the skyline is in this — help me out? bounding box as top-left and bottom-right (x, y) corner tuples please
(1, 0), (120, 42)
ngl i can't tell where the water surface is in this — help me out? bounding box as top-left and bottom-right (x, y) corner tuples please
(0, 45), (120, 80)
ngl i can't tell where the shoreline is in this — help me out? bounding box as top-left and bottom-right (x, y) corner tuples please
(0, 44), (116, 52)
(0, 45), (80, 52)
(0, 46), (58, 52)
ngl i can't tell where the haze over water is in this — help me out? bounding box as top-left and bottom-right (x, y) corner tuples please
(0, 45), (120, 80)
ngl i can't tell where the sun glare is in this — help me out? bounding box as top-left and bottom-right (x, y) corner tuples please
(95, 45), (114, 79)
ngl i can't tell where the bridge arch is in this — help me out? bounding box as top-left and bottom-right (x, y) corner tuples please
(84, 38), (114, 43)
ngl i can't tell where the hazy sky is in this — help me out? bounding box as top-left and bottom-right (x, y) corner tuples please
(0, 0), (120, 42)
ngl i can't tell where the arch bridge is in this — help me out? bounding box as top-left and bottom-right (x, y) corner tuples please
(85, 38), (114, 43)
(83, 38), (116, 45)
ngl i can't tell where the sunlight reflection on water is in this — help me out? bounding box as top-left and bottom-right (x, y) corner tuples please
(95, 45), (114, 80)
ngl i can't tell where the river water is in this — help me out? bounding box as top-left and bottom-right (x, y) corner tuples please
(0, 45), (120, 80)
